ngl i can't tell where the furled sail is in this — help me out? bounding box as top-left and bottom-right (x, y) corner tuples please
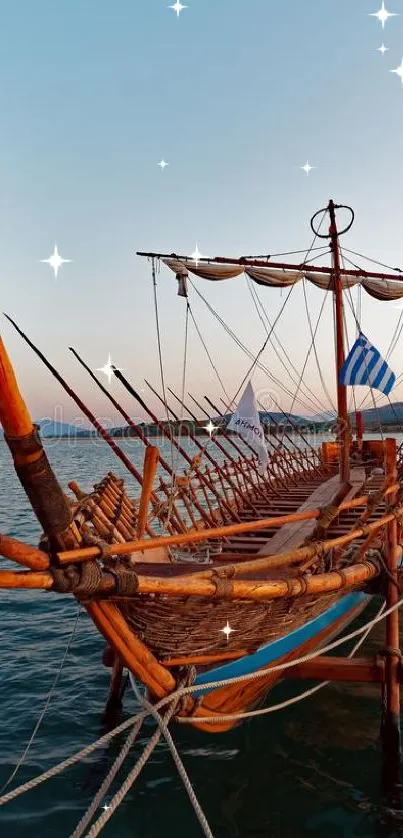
(163, 258), (403, 301)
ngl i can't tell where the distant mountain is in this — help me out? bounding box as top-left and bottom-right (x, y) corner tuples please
(351, 402), (403, 427)
(35, 419), (92, 437)
(1, 402), (402, 441)
(0, 419), (92, 439)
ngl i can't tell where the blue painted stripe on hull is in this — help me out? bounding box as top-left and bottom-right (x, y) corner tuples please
(193, 591), (370, 695)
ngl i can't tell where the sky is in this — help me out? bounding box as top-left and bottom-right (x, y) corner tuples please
(1, 0), (403, 427)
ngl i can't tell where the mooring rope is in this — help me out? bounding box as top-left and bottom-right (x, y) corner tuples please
(1, 596), (402, 811)
(70, 717), (144, 838)
(84, 691), (183, 838)
(132, 684), (214, 838)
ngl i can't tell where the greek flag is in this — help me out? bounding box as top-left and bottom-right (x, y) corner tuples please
(339, 333), (395, 396)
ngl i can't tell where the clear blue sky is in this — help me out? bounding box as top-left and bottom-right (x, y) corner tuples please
(1, 0), (403, 426)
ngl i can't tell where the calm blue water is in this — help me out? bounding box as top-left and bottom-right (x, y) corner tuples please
(0, 437), (403, 838)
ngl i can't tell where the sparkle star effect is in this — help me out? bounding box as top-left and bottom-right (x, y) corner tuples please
(391, 58), (403, 84)
(96, 354), (123, 385)
(190, 244), (203, 267)
(40, 244), (72, 278)
(377, 43), (389, 54)
(301, 161), (316, 176)
(168, 1), (187, 17)
(204, 419), (218, 437)
(158, 159), (169, 170)
(220, 621), (235, 642)
(370, 3), (397, 28)
(102, 805), (111, 811)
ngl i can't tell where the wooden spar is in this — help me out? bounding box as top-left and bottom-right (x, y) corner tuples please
(56, 495), (401, 565)
(0, 334), (81, 551)
(144, 379), (253, 513)
(0, 533), (50, 570)
(284, 656), (387, 684)
(3, 315), (159, 538)
(0, 570), (53, 589)
(328, 200), (350, 483)
(0, 554), (381, 598)
(88, 602), (175, 699)
(381, 437), (401, 801)
(112, 367), (239, 523)
(69, 347), (188, 534)
(136, 250), (403, 283)
(137, 446), (159, 538)
(356, 410), (364, 449)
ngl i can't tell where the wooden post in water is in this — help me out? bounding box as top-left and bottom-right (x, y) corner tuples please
(381, 437), (402, 804)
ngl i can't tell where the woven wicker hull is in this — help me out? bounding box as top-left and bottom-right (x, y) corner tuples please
(150, 592), (370, 733)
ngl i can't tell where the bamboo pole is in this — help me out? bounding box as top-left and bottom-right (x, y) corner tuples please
(194, 392), (283, 490)
(0, 533), (50, 570)
(137, 446), (159, 538)
(144, 378), (246, 512)
(381, 437), (401, 801)
(166, 385), (266, 508)
(55, 486), (401, 565)
(0, 569), (53, 588)
(0, 554), (381, 600)
(112, 367), (239, 523)
(69, 347), (188, 535)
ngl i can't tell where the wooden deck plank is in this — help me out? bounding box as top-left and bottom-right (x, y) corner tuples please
(256, 468), (366, 558)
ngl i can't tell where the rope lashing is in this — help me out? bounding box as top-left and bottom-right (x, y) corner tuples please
(52, 562), (103, 595)
(380, 647), (403, 660)
(315, 503), (339, 529)
(212, 577), (234, 598)
(107, 568), (139, 596)
(81, 530), (112, 560)
(151, 499), (171, 520)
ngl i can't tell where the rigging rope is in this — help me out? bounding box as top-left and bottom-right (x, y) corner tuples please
(2, 594), (403, 812)
(188, 278), (337, 421)
(247, 276), (335, 420)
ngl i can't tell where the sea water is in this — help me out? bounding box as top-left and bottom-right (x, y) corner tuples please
(0, 436), (402, 838)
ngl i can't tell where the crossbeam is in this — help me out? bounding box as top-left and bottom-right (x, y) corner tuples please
(283, 655), (390, 684)
(136, 251), (403, 283)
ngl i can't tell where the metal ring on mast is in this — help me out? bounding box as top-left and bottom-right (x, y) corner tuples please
(310, 204), (355, 239)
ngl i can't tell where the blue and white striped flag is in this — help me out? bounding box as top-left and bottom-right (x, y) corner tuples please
(339, 333), (395, 396)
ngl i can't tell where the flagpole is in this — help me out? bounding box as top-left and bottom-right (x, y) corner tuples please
(328, 200), (350, 483)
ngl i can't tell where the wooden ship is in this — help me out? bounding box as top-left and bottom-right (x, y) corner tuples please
(1, 200), (403, 800)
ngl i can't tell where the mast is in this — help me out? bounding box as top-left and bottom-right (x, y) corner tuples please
(328, 200), (350, 482)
